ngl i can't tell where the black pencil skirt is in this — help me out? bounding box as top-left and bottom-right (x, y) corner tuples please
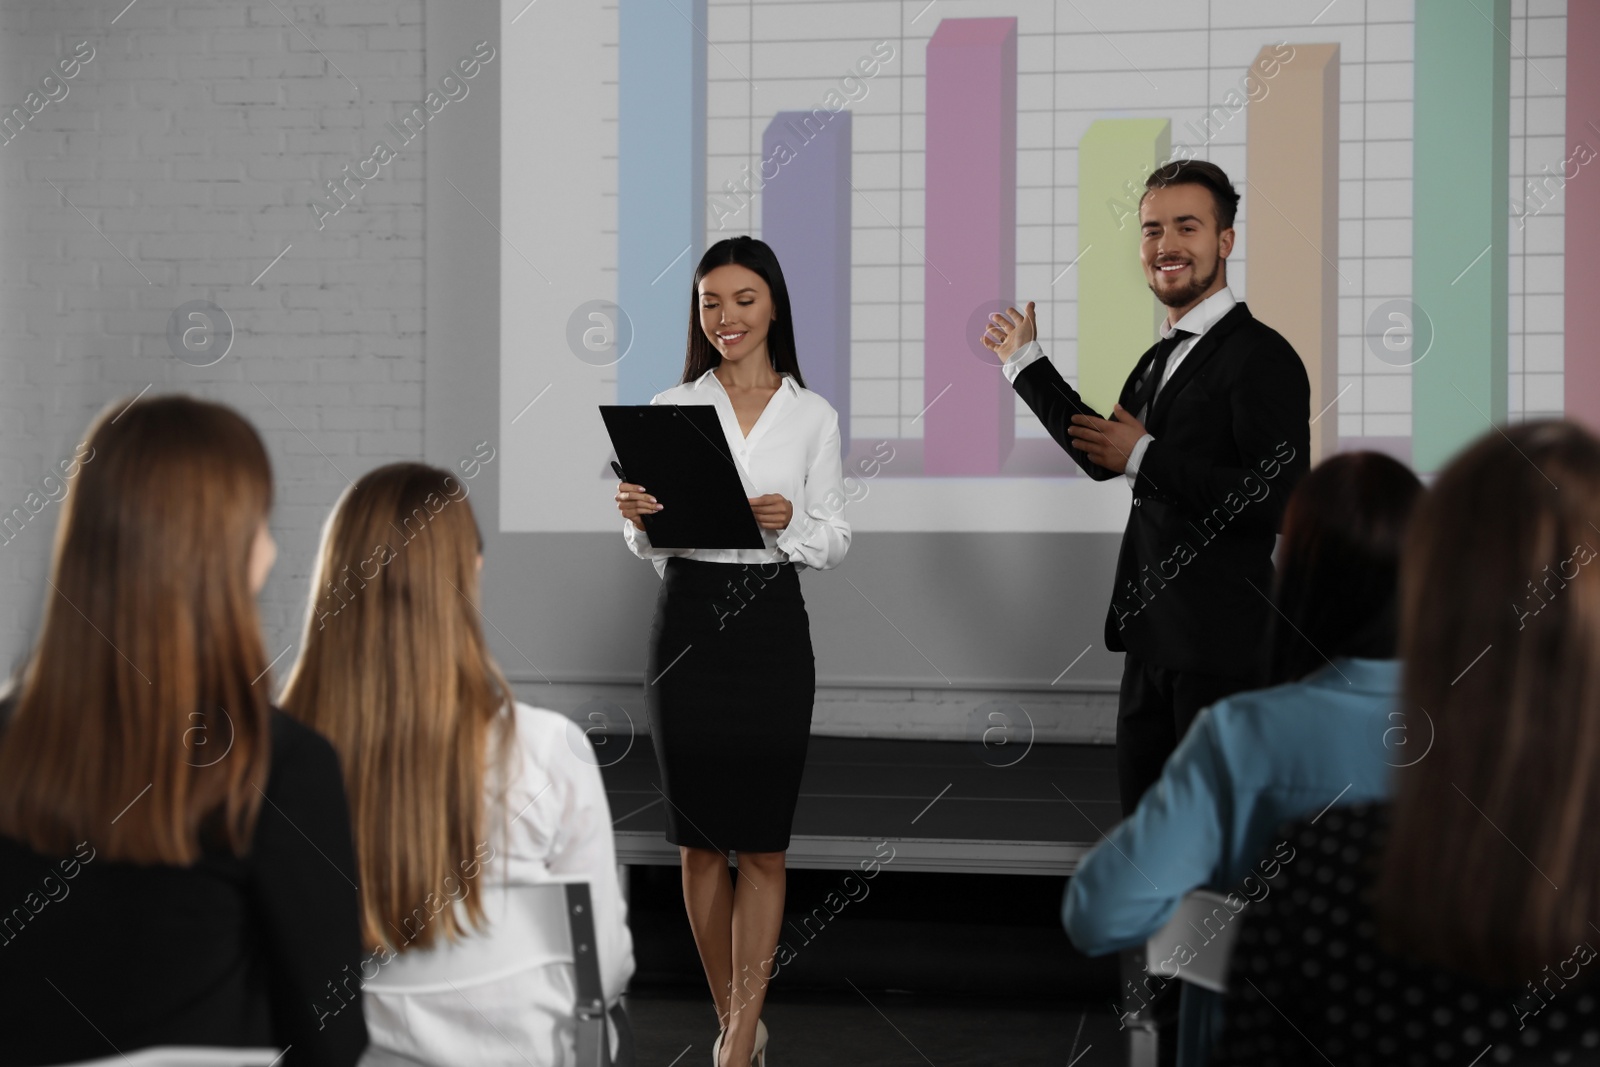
(645, 556), (815, 853)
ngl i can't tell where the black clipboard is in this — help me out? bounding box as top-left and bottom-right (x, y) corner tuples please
(599, 404), (766, 549)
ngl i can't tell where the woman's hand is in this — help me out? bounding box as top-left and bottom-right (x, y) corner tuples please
(616, 482), (661, 532)
(749, 494), (792, 531)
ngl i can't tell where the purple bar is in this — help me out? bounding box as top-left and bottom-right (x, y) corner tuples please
(924, 17), (1017, 475)
(1566, 0), (1600, 431)
(762, 110), (852, 453)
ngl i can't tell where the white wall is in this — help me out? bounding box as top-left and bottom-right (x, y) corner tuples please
(0, 0), (426, 677)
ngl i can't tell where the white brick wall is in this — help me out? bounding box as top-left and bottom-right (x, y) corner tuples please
(0, 0), (425, 676)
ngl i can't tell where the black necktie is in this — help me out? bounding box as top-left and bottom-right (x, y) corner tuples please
(1131, 329), (1191, 420)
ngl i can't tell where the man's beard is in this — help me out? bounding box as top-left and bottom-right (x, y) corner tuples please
(1147, 256), (1219, 308)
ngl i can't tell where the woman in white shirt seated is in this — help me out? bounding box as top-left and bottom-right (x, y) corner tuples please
(615, 236), (852, 1067)
(282, 462), (634, 1066)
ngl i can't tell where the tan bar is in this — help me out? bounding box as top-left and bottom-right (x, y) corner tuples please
(1245, 43), (1340, 464)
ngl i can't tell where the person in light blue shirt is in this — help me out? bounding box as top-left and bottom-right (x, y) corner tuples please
(1062, 450), (1424, 1067)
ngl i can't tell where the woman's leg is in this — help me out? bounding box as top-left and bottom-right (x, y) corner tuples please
(680, 845), (736, 1030)
(720, 850), (786, 1066)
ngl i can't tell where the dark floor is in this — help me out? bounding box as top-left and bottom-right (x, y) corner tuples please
(627, 987), (1126, 1067)
(623, 863), (1125, 1066)
(610, 737), (1129, 1065)
(603, 736), (1122, 871)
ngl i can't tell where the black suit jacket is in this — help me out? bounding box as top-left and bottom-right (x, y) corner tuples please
(1012, 301), (1311, 679)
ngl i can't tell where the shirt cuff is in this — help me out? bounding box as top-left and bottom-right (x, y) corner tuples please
(1001, 340), (1047, 385)
(776, 512), (820, 558)
(1124, 434), (1154, 486)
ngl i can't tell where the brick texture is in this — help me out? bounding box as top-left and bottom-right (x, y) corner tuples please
(0, 0), (425, 678)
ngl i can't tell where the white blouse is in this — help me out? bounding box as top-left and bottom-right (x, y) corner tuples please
(621, 368), (852, 575)
(360, 702), (635, 1067)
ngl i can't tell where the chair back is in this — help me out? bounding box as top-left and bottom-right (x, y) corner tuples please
(58, 1049), (281, 1066)
(362, 875), (611, 1066)
(363, 879), (569, 990)
(1144, 888), (1243, 994)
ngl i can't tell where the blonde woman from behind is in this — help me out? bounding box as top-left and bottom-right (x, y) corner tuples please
(281, 462), (634, 1066)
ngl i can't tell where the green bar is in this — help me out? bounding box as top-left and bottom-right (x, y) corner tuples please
(1412, 0), (1509, 471)
(1077, 119), (1170, 416)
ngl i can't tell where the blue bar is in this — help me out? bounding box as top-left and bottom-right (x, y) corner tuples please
(617, 0), (706, 404)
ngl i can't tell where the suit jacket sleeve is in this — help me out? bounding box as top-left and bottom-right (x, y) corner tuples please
(1134, 333), (1310, 536)
(1009, 354), (1119, 482)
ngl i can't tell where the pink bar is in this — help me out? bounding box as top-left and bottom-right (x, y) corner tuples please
(923, 17), (1017, 475)
(1565, 2), (1600, 430)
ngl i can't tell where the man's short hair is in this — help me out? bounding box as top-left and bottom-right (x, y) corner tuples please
(1141, 159), (1241, 232)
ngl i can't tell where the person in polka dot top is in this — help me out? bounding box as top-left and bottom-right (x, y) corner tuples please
(1213, 421), (1600, 1066)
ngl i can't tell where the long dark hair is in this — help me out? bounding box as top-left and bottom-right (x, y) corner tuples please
(1262, 451), (1422, 686)
(1376, 420), (1600, 985)
(679, 236), (806, 388)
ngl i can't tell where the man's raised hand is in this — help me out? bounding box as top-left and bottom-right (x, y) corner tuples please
(980, 302), (1036, 364)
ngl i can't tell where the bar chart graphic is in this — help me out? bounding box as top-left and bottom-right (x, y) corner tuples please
(762, 109), (853, 454)
(1076, 118), (1171, 421)
(1245, 42), (1340, 466)
(922, 17), (1017, 477)
(501, 0), (1575, 533)
(616, 0), (706, 406)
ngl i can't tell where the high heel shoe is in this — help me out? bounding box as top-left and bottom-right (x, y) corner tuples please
(711, 1018), (768, 1066)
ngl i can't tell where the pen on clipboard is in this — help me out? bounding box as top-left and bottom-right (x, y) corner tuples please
(612, 461), (662, 510)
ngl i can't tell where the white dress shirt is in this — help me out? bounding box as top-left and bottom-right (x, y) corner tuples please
(361, 702), (635, 1067)
(1003, 288), (1237, 484)
(622, 367), (852, 576)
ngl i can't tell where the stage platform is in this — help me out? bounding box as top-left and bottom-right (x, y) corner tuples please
(600, 736), (1120, 876)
